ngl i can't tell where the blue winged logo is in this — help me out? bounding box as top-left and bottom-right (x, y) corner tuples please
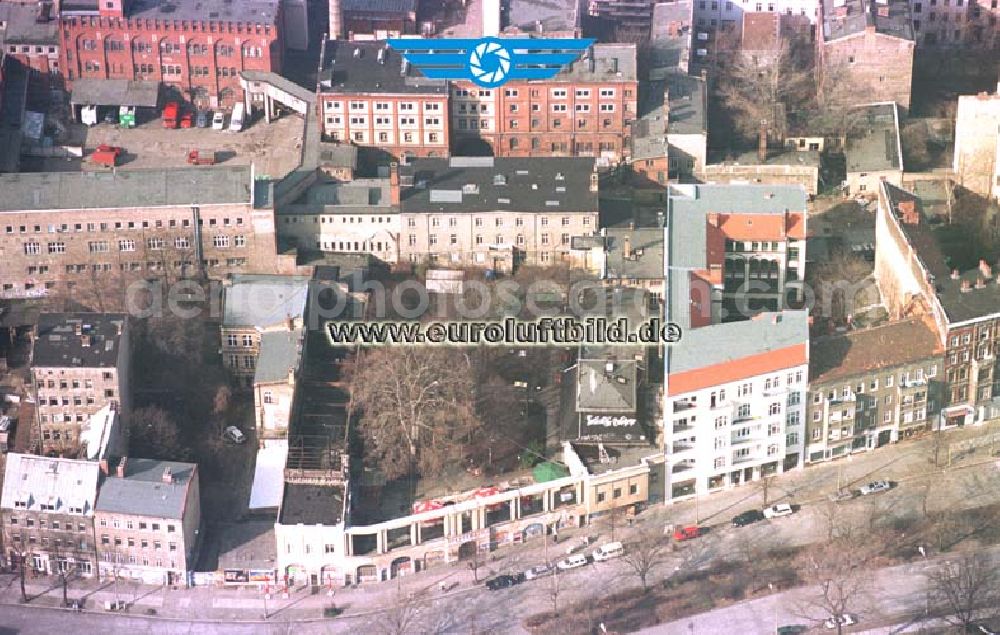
(386, 37), (595, 88)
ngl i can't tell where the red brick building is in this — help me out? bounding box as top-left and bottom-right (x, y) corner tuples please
(449, 43), (638, 163)
(58, 0), (283, 109)
(0, 2), (61, 90)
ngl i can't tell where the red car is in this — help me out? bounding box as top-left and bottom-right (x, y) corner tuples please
(179, 111), (194, 128)
(672, 526), (705, 542)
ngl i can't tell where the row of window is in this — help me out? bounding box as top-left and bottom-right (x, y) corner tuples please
(407, 250), (567, 264)
(25, 235), (245, 256)
(326, 130), (442, 144)
(8, 517), (87, 532)
(100, 535), (178, 551)
(326, 101), (443, 112)
(411, 233), (573, 247)
(102, 552), (177, 569)
(452, 88), (624, 99)
(8, 534), (88, 550)
(99, 517), (177, 532)
(5, 216), (243, 235)
(38, 392), (113, 406)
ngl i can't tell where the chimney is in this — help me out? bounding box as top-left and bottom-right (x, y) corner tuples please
(961, 280), (972, 293)
(980, 259), (992, 278)
(74, 322), (82, 336)
(389, 162), (400, 206)
(81, 334), (91, 347)
(951, 269), (960, 280)
(623, 237), (633, 259)
(898, 200), (919, 225)
(161, 467), (173, 484)
(628, 221), (635, 230)
(288, 366), (296, 386)
(662, 86), (671, 133)
(707, 212), (720, 227)
(589, 171), (599, 193)
(116, 457), (127, 478)
(758, 120), (768, 162)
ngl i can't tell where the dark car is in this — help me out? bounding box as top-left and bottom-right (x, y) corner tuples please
(485, 573), (525, 591)
(195, 110), (210, 128)
(732, 509), (766, 527)
(777, 626), (809, 635)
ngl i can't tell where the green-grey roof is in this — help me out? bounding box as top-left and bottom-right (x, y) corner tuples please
(668, 311), (809, 374)
(254, 328), (304, 384)
(846, 102), (902, 174)
(0, 166), (252, 212)
(577, 358), (638, 412)
(822, 0), (913, 42)
(603, 228), (664, 281)
(222, 274), (311, 328)
(95, 459), (196, 519)
(666, 74), (707, 136)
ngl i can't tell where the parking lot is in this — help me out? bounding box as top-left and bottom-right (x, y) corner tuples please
(28, 108), (305, 178)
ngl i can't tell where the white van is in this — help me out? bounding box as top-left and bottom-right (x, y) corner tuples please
(229, 102), (245, 132)
(592, 541), (624, 562)
(81, 105), (98, 126)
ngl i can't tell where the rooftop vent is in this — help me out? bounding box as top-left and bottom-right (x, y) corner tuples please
(951, 269), (960, 280)
(377, 48), (386, 64)
(493, 174), (507, 185)
(961, 280), (972, 293)
(353, 48), (361, 58)
(555, 172), (565, 180)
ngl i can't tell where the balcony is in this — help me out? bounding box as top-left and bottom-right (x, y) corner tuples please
(672, 401), (696, 413)
(671, 440), (697, 454)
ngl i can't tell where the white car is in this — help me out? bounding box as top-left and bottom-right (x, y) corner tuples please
(859, 480), (891, 496)
(524, 563), (554, 580)
(592, 541), (624, 562)
(824, 614), (857, 629)
(212, 112), (226, 130)
(763, 503), (794, 519)
(556, 554), (588, 570)
(224, 425), (246, 444)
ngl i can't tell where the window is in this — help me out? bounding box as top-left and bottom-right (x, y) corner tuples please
(147, 238), (164, 250)
(213, 235), (230, 248)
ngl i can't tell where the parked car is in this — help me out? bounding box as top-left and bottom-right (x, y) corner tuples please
(195, 110), (210, 128)
(524, 563), (554, 580)
(212, 111), (226, 130)
(103, 110), (118, 125)
(556, 554), (588, 570)
(485, 574), (524, 590)
(858, 480), (891, 496)
(81, 105), (98, 126)
(187, 149), (217, 165)
(776, 626), (808, 635)
(162, 101), (180, 128)
(828, 489), (856, 503)
(592, 541), (624, 562)
(224, 425), (246, 444)
(824, 614), (857, 629)
(732, 510), (766, 527)
(90, 144), (123, 168)
(673, 526), (705, 542)
(763, 503), (795, 519)
(967, 624), (998, 635)
(179, 110), (194, 128)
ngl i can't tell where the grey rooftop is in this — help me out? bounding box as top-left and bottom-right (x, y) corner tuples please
(319, 41), (448, 95)
(668, 310), (810, 374)
(95, 459), (197, 520)
(222, 275), (311, 329)
(33, 313), (126, 369)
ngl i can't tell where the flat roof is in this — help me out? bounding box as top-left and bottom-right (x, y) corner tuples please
(633, 81), (668, 160)
(279, 482), (345, 525)
(882, 182), (1000, 324)
(399, 156), (598, 214)
(0, 166), (252, 212)
(506, 0), (581, 34)
(669, 311), (809, 374)
(254, 328), (304, 384)
(810, 317), (942, 384)
(822, 0), (913, 42)
(249, 442), (288, 510)
(222, 275), (311, 329)
(603, 228), (664, 281)
(60, 0), (282, 24)
(33, 312), (126, 368)
(846, 102), (901, 174)
(554, 43), (637, 83)
(0, 3), (59, 45)
(667, 74), (707, 135)
(319, 41), (448, 96)
(70, 79), (160, 108)
(342, 0), (416, 13)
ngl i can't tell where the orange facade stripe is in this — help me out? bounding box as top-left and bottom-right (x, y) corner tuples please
(667, 343), (807, 396)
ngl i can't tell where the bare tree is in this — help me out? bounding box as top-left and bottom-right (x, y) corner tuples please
(795, 532), (876, 634)
(925, 552), (1000, 629)
(620, 526), (674, 591)
(128, 406), (192, 461)
(374, 578), (427, 635)
(757, 475), (777, 507)
(347, 348), (484, 481)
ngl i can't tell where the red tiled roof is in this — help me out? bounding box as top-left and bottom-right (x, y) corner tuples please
(667, 343), (808, 395)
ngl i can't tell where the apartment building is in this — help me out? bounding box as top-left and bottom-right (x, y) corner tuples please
(220, 274), (310, 384)
(664, 312), (810, 500)
(31, 313), (130, 454)
(875, 180), (1000, 426)
(953, 85), (1000, 202)
(317, 41), (449, 161)
(693, 0), (821, 30)
(910, 0), (1000, 47)
(396, 157), (600, 269)
(0, 2), (60, 88)
(253, 327), (305, 439)
(817, 0), (915, 110)
(806, 317), (945, 463)
(0, 166), (278, 300)
(570, 227), (665, 300)
(845, 102), (903, 195)
(94, 458), (201, 585)
(57, 0), (282, 109)
(277, 178), (400, 264)
(1, 454), (100, 576)
(449, 44), (638, 163)
(328, 0), (416, 40)
(667, 184), (808, 322)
